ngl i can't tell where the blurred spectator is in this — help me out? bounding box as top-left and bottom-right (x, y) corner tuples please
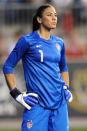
(0, 0), (23, 3)
(4, 0), (48, 25)
(8, 30), (24, 53)
(65, 29), (85, 60)
(0, 0), (50, 3)
(15, 30), (24, 41)
(84, 37), (87, 57)
(52, 0), (73, 7)
(5, 0), (24, 3)
(61, 10), (74, 35)
(0, 0), (7, 3)
(72, 0), (85, 25)
(5, 0), (48, 3)
(82, 0), (87, 6)
(25, 0), (47, 3)
(0, 34), (8, 63)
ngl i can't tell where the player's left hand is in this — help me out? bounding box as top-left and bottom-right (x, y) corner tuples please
(63, 85), (73, 102)
(16, 92), (38, 110)
(10, 87), (38, 110)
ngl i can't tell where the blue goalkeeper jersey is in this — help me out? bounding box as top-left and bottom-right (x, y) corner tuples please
(3, 31), (68, 109)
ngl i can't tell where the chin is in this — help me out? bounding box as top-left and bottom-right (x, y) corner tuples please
(51, 26), (56, 29)
(51, 25), (57, 28)
(45, 25), (56, 31)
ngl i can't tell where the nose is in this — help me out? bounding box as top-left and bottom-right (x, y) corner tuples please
(52, 17), (57, 22)
(52, 15), (57, 21)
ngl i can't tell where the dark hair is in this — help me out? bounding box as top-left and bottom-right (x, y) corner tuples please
(32, 4), (52, 32)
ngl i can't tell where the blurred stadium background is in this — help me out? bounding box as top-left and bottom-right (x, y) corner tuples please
(0, 0), (87, 130)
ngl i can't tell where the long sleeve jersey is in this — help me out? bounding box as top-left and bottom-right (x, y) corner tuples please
(3, 31), (68, 109)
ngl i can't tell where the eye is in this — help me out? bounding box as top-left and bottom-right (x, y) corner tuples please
(55, 14), (57, 17)
(46, 13), (57, 17)
(47, 14), (52, 16)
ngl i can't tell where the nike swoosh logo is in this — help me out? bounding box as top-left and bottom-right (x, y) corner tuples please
(36, 45), (42, 48)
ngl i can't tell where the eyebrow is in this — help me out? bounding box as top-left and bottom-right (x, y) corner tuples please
(45, 12), (57, 14)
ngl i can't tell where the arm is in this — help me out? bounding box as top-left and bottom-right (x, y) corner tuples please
(4, 73), (38, 111)
(59, 41), (69, 86)
(4, 74), (16, 91)
(61, 71), (73, 102)
(59, 41), (73, 102)
(61, 71), (69, 87)
(3, 37), (38, 109)
(3, 37), (26, 91)
(4, 38), (26, 90)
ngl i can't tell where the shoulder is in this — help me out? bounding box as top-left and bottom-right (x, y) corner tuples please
(15, 32), (34, 49)
(19, 32), (36, 46)
(23, 32), (35, 42)
(51, 34), (64, 47)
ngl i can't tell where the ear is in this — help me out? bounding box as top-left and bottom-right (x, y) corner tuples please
(37, 17), (42, 24)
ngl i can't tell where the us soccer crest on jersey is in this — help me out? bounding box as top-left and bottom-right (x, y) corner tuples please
(56, 43), (61, 52)
(27, 120), (33, 129)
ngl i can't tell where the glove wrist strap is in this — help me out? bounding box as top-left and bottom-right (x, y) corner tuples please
(10, 88), (21, 99)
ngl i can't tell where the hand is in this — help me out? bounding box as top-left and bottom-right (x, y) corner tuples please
(63, 85), (73, 102)
(10, 88), (38, 110)
(16, 92), (38, 110)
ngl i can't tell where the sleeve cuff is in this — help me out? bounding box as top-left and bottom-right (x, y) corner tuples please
(3, 65), (14, 74)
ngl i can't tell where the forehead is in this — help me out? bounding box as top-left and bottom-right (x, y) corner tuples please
(43, 6), (56, 14)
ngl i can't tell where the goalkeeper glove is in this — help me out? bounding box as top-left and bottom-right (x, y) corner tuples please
(10, 88), (38, 110)
(63, 85), (73, 102)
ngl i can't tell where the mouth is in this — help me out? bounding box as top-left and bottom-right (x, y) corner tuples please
(51, 23), (57, 26)
(52, 22), (57, 25)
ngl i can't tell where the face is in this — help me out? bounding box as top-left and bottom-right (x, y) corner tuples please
(37, 6), (57, 30)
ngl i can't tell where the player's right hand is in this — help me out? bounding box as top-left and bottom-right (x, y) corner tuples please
(10, 88), (38, 110)
(63, 85), (73, 103)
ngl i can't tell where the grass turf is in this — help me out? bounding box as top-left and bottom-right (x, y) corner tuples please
(70, 128), (87, 131)
(0, 128), (87, 131)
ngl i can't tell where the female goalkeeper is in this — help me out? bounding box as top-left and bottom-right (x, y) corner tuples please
(3, 4), (72, 131)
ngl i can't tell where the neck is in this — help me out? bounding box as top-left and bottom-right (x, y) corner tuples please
(38, 28), (51, 40)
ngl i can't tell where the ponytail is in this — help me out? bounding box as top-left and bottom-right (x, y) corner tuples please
(32, 14), (40, 32)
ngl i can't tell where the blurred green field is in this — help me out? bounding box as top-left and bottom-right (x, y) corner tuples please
(70, 129), (87, 131)
(0, 128), (87, 131)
